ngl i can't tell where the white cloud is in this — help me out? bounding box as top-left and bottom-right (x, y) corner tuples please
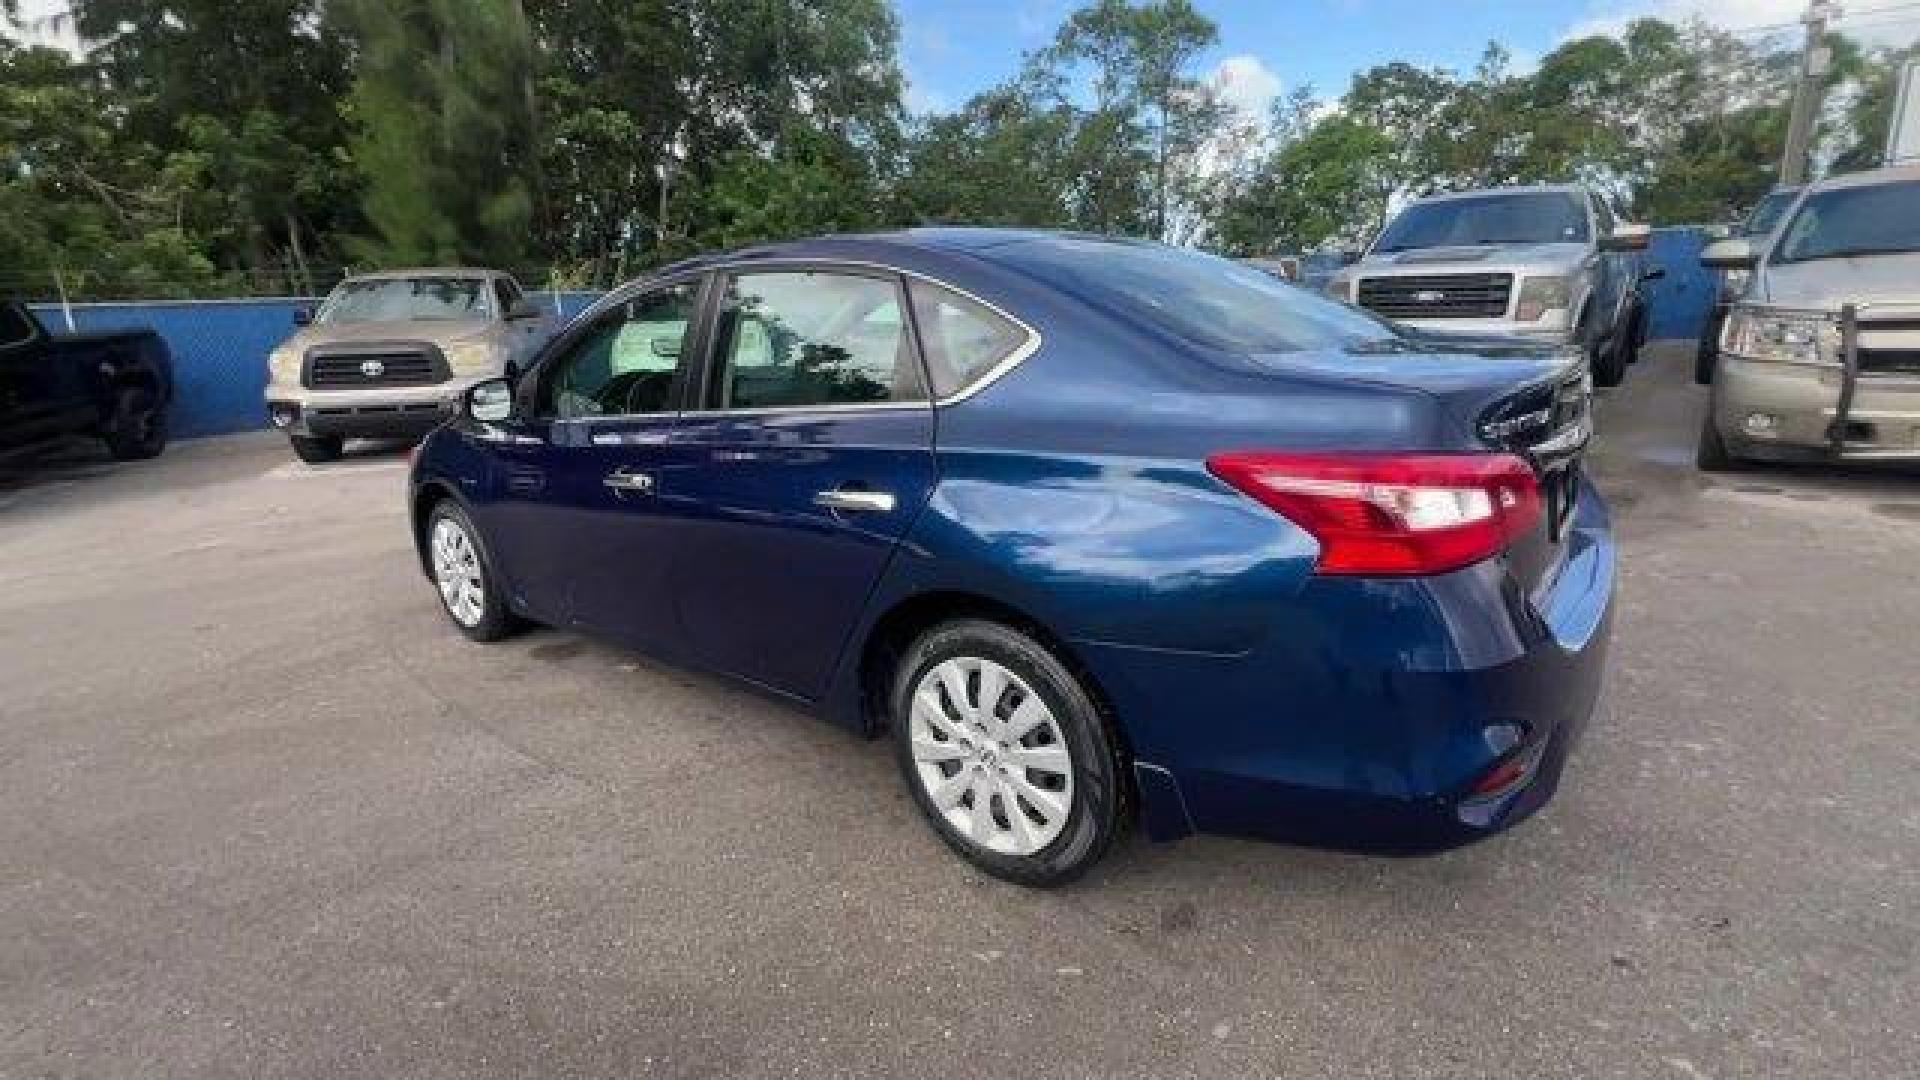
(1565, 0), (1919, 49)
(6, 0), (80, 52)
(1209, 53), (1284, 122)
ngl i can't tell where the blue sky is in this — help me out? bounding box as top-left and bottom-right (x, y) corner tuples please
(893, 0), (1817, 117)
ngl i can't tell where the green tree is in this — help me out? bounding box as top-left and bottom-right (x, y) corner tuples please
(342, 0), (539, 270)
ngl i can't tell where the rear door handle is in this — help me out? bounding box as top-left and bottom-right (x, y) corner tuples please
(814, 488), (895, 514)
(603, 468), (654, 494)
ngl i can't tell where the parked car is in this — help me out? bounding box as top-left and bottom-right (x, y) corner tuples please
(0, 297), (171, 464)
(1326, 185), (1656, 388)
(408, 230), (1614, 886)
(1239, 255), (1300, 282)
(1697, 164), (1920, 470)
(1694, 185), (1803, 384)
(265, 268), (552, 462)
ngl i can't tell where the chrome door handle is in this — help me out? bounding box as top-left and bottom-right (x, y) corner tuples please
(814, 488), (895, 514)
(603, 469), (654, 494)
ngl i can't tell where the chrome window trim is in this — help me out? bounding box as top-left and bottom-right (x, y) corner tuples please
(571, 256), (1044, 421)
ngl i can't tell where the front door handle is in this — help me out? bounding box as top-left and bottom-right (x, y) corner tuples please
(814, 488), (895, 514)
(603, 468), (654, 494)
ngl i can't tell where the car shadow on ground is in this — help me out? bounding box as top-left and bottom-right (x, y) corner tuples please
(0, 441), (121, 501)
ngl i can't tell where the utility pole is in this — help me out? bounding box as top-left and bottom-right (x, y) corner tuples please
(1779, 0), (1840, 186)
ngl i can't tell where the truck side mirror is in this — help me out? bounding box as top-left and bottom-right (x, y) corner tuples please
(506, 299), (545, 322)
(1602, 222), (1652, 252)
(292, 306), (315, 327)
(1699, 239), (1756, 269)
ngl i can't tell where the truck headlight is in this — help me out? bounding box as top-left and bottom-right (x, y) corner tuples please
(1514, 276), (1572, 322)
(268, 346), (300, 383)
(443, 340), (500, 375)
(1722, 267), (1753, 298)
(1721, 307), (1835, 365)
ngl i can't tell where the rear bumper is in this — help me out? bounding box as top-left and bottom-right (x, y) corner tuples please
(1713, 357), (1920, 460)
(1084, 475), (1615, 852)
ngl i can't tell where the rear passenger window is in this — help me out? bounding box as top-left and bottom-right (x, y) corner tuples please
(907, 281), (1028, 398)
(709, 271), (926, 409)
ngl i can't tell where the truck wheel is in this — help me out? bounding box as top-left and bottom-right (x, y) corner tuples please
(103, 384), (168, 461)
(1585, 314), (1626, 388)
(290, 434), (344, 463)
(1695, 411), (1746, 472)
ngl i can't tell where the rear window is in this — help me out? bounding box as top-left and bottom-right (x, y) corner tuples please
(1000, 238), (1395, 353)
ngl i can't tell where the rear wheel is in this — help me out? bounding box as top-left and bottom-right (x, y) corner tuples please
(892, 619), (1124, 887)
(102, 384), (167, 460)
(289, 433), (343, 463)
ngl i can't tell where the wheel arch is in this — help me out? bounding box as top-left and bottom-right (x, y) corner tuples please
(410, 479), (461, 578)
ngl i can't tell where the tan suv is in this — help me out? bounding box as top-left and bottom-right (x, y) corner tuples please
(265, 268), (552, 462)
(1698, 165), (1920, 469)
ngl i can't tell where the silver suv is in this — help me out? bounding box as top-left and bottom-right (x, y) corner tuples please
(1326, 185), (1655, 387)
(1697, 164), (1920, 470)
(265, 268), (552, 462)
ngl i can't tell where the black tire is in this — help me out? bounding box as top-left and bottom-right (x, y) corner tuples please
(102, 384), (168, 461)
(1587, 311), (1626, 388)
(1695, 410), (1746, 472)
(1694, 344), (1717, 386)
(424, 499), (521, 642)
(891, 619), (1125, 887)
(289, 433), (344, 463)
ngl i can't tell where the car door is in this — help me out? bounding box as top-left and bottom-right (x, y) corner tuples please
(0, 302), (84, 449)
(473, 278), (706, 649)
(661, 266), (938, 700)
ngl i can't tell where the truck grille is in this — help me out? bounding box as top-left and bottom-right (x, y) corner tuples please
(1857, 349), (1920, 376)
(304, 346), (446, 389)
(1357, 274), (1513, 319)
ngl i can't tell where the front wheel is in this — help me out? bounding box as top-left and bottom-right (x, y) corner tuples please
(289, 433), (343, 463)
(1587, 313), (1626, 388)
(892, 619), (1125, 887)
(426, 500), (520, 641)
(1695, 410), (1747, 472)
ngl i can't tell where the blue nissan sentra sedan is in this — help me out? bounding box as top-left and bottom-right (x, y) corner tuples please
(409, 229), (1613, 886)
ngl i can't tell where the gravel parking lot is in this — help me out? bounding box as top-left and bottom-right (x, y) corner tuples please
(3, 343), (1916, 1079)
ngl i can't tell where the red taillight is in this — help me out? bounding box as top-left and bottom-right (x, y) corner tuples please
(1205, 451), (1543, 576)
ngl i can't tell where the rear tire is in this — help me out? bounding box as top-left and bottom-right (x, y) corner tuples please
(102, 384), (168, 461)
(290, 433), (344, 463)
(891, 619), (1124, 887)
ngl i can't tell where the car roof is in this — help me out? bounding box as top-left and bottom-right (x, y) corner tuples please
(343, 268), (503, 283)
(1806, 163), (1920, 192)
(1413, 184), (1587, 204)
(640, 228), (1168, 281)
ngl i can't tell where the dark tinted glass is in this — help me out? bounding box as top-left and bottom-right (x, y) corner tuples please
(907, 280), (1027, 398)
(709, 272), (924, 409)
(999, 238), (1396, 354)
(537, 284), (696, 418)
(0, 302), (36, 348)
(1741, 189), (1800, 237)
(1375, 192), (1590, 250)
(1775, 181), (1920, 262)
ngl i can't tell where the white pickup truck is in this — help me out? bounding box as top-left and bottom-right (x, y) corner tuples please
(1326, 184), (1658, 387)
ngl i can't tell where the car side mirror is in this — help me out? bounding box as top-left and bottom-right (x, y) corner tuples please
(292, 306), (314, 327)
(1602, 222), (1651, 252)
(506, 299), (544, 322)
(1700, 238), (1756, 269)
(464, 377), (515, 424)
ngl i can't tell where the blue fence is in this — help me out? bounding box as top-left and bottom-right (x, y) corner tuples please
(1644, 226), (1714, 342)
(30, 291), (602, 439)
